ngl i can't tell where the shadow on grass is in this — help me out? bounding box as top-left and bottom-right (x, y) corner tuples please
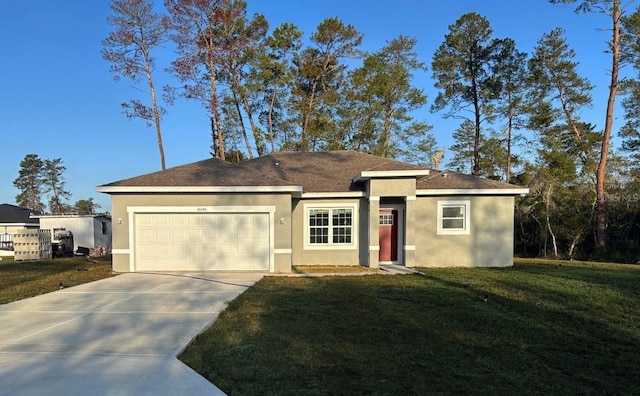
(179, 262), (640, 395)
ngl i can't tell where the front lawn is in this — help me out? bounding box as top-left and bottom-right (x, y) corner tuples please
(0, 255), (117, 304)
(179, 259), (640, 395)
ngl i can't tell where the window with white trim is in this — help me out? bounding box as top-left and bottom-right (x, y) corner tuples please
(437, 201), (470, 235)
(304, 203), (357, 249)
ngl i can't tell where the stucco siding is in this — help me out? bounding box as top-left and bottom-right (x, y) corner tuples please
(414, 196), (515, 267)
(291, 198), (362, 266)
(112, 253), (129, 272)
(369, 178), (416, 197)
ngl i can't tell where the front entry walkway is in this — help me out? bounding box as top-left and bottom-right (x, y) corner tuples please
(0, 271), (263, 395)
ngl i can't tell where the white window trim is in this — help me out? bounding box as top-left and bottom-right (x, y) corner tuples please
(437, 200), (471, 235)
(303, 202), (358, 250)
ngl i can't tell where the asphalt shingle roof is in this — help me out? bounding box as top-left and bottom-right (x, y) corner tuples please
(233, 151), (427, 193)
(100, 157), (293, 188)
(417, 170), (524, 190)
(99, 151), (525, 193)
(0, 204), (41, 224)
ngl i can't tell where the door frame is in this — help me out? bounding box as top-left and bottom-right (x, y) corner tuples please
(378, 204), (404, 265)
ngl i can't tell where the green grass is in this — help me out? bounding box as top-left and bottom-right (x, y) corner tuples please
(0, 255), (117, 304)
(179, 259), (640, 395)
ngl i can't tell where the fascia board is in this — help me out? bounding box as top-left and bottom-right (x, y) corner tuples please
(353, 169), (430, 182)
(96, 185), (302, 194)
(299, 192), (366, 198)
(416, 188), (530, 196)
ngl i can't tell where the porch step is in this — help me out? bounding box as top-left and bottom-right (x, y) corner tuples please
(379, 264), (419, 275)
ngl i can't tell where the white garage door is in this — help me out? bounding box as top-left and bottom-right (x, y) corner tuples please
(134, 212), (270, 271)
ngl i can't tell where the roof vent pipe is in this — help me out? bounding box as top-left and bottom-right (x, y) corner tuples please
(275, 162), (280, 168)
(442, 172), (448, 178)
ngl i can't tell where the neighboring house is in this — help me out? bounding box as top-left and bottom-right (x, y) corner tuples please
(0, 204), (42, 255)
(97, 151), (529, 273)
(31, 214), (112, 252)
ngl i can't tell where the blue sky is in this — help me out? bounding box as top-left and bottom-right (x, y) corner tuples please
(0, 0), (627, 212)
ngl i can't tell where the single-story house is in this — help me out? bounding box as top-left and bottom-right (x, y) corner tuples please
(30, 214), (112, 253)
(97, 151), (529, 273)
(0, 203), (42, 255)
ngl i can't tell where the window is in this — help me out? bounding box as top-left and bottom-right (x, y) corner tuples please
(379, 214), (393, 225)
(437, 201), (470, 235)
(101, 221), (107, 235)
(309, 209), (329, 244)
(305, 204), (357, 249)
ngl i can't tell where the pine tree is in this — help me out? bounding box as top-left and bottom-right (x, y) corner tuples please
(13, 154), (45, 211)
(431, 12), (503, 176)
(102, 0), (170, 170)
(42, 158), (71, 214)
(347, 36), (431, 158)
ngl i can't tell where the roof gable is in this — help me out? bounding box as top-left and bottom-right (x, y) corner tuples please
(417, 170), (528, 194)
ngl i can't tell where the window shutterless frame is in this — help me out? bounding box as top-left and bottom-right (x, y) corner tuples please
(303, 202), (358, 250)
(437, 200), (470, 235)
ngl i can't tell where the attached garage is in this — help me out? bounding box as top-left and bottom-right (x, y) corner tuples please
(128, 206), (275, 272)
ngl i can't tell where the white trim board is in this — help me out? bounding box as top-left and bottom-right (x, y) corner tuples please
(299, 192), (366, 198)
(417, 188), (529, 196)
(353, 169), (430, 182)
(97, 185), (302, 194)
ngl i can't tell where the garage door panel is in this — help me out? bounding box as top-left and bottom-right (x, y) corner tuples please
(134, 212), (270, 271)
(251, 227), (269, 239)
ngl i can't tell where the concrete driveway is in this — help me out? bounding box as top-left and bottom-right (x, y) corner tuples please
(0, 271), (263, 396)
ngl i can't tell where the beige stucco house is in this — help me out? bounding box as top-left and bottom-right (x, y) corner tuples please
(97, 151), (529, 273)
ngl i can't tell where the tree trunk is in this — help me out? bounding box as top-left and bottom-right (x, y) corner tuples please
(379, 105), (393, 157)
(300, 79), (318, 151)
(544, 185), (559, 257)
(546, 206), (559, 258)
(140, 26), (166, 171)
(149, 78), (166, 171)
(506, 100), (513, 183)
(267, 89), (277, 152)
(210, 117), (218, 157)
(208, 44), (225, 160)
(472, 76), (481, 176)
(239, 84), (264, 156)
(568, 233), (581, 258)
(596, 1), (621, 248)
(145, 57), (165, 171)
(231, 88), (254, 159)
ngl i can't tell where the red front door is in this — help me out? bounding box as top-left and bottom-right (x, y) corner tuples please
(379, 209), (398, 262)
